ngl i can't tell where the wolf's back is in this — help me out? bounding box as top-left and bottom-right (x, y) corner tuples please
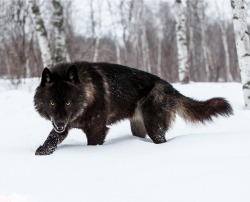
(175, 93), (233, 124)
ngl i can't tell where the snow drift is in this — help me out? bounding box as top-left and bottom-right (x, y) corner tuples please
(0, 80), (249, 202)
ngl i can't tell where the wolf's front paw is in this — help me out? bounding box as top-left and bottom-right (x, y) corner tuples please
(35, 145), (55, 155)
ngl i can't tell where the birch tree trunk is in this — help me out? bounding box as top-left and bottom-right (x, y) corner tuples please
(216, 1), (233, 82)
(131, 0), (142, 67)
(24, 33), (31, 78)
(129, 0), (150, 72)
(197, 0), (210, 81)
(25, 57), (30, 78)
(119, 0), (134, 64)
(231, 0), (250, 109)
(52, 0), (70, 63)
(187, 0), (196, 81)
(220, 22), (233, 81)
(93, 28), (101, 62)
(93, 0), (102, 62)
(142, 3), (151, 73)
(157, 37), (162, 77)
(141, 21), (151, 73)
(108, 1), (121, 64)
(156, 1), (163, 77)
(174, 0), (190, 83)
(29, 0), (52, 67)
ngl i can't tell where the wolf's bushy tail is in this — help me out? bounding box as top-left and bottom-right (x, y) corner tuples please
(176, 94), (233, 124)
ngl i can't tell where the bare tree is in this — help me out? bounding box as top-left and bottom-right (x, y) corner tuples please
(197, 0), (210, 81)
(220, 22), (233, 81)
(130, 0), (143, 68)
(155, 1), (163, 77)
(231, 0), (250, 109)
(0, 0), (244, 84)
(29, 0), (52, 67)
(93, 0), (102, 62)
(215, 1), (233, 82)
(0, 0), (34, 78)
(119, 0), (134, 64)
(108, 1), (121, 64)
(141, 5), (151, 73)
(52, 0), (70, 63)
(128, 0), (151, 72)
(187, 0), (197, 81)
(174, 0), (189, 83)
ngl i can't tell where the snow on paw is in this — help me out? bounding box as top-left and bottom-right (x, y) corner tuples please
(35, 145), (55, 155)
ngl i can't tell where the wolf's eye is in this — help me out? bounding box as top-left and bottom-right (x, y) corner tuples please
(66, 101), (71, 106)
(50, 101), (55, 106)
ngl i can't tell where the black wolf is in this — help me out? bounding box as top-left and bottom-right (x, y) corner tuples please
(34, 61), (233, 155)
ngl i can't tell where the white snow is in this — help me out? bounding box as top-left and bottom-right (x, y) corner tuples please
(0, 80), (250, 202)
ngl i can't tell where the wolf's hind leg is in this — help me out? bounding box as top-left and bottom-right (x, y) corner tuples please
(130, 119), (147, 138)
(130, 106), (147, 138)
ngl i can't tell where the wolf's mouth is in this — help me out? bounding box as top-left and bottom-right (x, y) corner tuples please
(52, 121), (66, 133)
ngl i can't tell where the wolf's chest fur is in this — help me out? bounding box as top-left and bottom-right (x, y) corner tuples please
(34, 61), (233, 155)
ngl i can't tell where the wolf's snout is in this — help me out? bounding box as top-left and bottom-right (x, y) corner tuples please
(53, 121), (66, 133)
(57, 123), (65, 130)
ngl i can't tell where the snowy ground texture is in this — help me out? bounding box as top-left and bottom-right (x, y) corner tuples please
(0, 79), (250, 202)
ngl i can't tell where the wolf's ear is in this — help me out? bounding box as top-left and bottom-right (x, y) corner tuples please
(41, 68), (53, 87)
(66, 65), (80, 84)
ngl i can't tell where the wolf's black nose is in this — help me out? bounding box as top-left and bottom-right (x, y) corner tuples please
(52, 121), (66, 133)
(56, 122), (65, 131)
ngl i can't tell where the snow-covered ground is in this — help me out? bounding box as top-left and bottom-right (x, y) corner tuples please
(0, 79), (249, 202)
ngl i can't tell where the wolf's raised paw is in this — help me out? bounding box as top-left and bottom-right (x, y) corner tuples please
(35, 145), (54, 155)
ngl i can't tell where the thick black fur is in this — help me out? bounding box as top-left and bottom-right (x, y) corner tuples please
(34, 61), (233, 155)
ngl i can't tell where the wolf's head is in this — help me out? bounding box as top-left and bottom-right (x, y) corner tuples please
(34, 65), (86, 133)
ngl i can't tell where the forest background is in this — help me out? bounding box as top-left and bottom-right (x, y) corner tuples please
(1, 0), (249, 83)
